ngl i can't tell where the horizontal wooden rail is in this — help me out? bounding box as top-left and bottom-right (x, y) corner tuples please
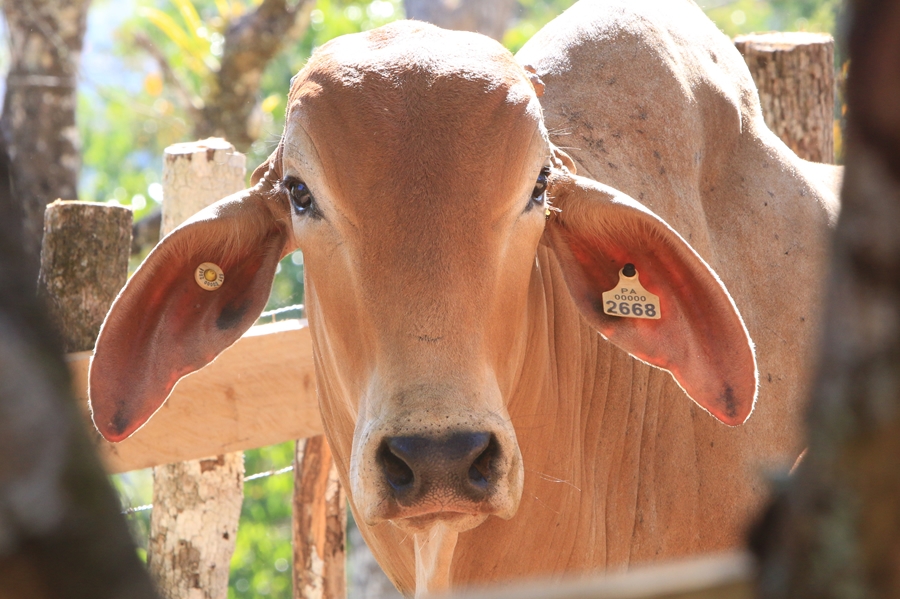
(69, 318), (323, 473)
(447, 552), (753, 599)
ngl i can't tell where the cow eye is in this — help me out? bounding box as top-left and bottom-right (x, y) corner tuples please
(284, 177), (315, 215)
(530, 166), (550, 205)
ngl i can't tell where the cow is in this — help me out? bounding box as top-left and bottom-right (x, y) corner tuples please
(88, 0), (839, 595)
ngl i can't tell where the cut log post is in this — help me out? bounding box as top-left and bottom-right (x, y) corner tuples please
(734, 32), (835, 163)
(148, 138), (246, 599)
(293, 435), (347, 599)
(38, 200), (132, 352)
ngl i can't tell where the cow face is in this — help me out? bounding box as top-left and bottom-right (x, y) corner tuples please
(89, 21), (756, 541)
(278, 25), (551, 531)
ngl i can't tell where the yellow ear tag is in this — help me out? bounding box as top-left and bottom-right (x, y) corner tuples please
(601, 263), (660, 319)
(195, 262), (224, 291)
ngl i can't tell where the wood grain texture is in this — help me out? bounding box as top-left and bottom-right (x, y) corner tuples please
(148, 453), (244, 599)
(72, 319), (322, 473)
(735, 32), (835, 163)
(38, 200), (132, 352)
(293, 435), (347, 599)
(151, 137), (249, 599)
(161, 138), (246, 234)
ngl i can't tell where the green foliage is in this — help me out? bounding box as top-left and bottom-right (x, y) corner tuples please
(701, 0), (841, 37)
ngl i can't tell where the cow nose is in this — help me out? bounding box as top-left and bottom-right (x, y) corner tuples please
(377, 432), (498, 503)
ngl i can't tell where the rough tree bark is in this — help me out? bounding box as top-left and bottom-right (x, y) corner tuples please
(38, 201), (132, 353)
(148, 139), (246, 599)
(734, 32), (835, 164)
(752, 1), (900, 597)
(403, 0), (517, 41)
(196, 0), (314, 151)
(292, 436), (346, 599)
(0, 0), (91, 264)
(0, 129), (157, 598)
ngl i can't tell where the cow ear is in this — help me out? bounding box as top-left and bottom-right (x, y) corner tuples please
(89, 187), (292, 442)
(544, 171), (757, 425)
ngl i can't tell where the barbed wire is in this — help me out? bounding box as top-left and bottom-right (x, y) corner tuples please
(121, 464), (295, 516)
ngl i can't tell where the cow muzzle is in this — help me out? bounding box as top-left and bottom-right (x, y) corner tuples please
(352, 410), (523, 533)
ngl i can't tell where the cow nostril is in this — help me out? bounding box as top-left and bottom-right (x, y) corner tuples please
(378, 441), (415, 491)
(468, 435), (499, 490)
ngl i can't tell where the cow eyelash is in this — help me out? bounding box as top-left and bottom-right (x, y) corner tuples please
(281, 176), (320, 218)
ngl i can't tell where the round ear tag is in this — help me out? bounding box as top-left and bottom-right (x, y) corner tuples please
(195, 262), (224, 291)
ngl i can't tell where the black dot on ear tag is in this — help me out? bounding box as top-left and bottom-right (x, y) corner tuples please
(623, 263), (636, 277)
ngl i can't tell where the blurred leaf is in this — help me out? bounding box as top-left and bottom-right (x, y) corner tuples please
(261, 93), (280, 114)
(173, 0), (205, 35)
(138, 5), (210, 75)
(144, 72), (164, 96)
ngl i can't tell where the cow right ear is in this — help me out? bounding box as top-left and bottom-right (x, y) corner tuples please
(543, 170), (758, 426)
(89, 185), (293, 442)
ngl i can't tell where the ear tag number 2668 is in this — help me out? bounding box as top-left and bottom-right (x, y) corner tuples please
(602, 264), (661, 320)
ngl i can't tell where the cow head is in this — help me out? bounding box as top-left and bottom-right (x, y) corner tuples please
(90, 21), (756, 547)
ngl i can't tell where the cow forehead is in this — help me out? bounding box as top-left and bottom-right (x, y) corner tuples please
(289, 21), (533, 106)
(281, 22), (546, 220)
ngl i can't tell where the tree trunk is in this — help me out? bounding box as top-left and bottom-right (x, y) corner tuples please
(293, 436), (346, 599)
(752, 2), (900, 597)
(38, 201), (132, 353)
(195, 0), (315, 151)
(0, 0), (91, 264)
(148, 139), (246, 599)
(0, 135), (158, 599)
(403, 0), (517, 41)
(734, 32), (835, 163)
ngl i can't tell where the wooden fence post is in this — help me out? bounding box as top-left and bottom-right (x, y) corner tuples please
(293, 436), (347, 599)
(734, 32), (835, 163)
(38, 200), (132, 352)
(147, 138), (246, 599)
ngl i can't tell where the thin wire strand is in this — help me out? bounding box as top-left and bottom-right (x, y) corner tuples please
(258, 304), (305, 319)
(244, 464), (294, 482)
(121, 464), (295, 515)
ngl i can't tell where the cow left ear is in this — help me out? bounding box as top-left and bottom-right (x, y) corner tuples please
(89, 186), (292, 442)
(544, 171), (757, 425)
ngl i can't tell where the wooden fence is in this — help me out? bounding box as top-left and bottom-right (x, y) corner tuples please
(43, 31), (835, 599)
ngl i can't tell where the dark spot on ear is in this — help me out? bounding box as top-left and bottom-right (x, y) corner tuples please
(592, 297), (605, 315)
(110, 406), (131, 439)
(217, 300), (250, 330)
(721, 386), (737, 419)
